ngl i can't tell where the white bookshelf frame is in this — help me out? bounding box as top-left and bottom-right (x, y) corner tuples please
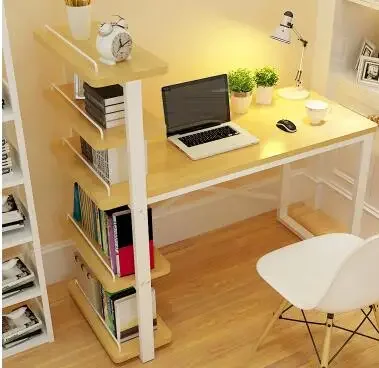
(2, 3), (54, 358)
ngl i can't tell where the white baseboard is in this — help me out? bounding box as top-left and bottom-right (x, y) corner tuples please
(41, 171), (311, 285)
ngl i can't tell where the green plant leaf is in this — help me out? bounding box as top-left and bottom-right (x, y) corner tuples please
(227, 68), (255, 93)
(253, 67), (279, 87)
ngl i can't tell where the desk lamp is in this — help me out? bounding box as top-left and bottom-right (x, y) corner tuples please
(271, 11), (310, 100)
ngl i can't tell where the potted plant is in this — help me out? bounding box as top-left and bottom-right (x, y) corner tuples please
(253, 67), (279, 105)
(228, 68), (255, 114)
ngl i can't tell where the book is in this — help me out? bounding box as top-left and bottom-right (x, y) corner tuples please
(112, 206), (155, 277)
(83, 83), (124, 106)
(3, 328), (42, 349)
(2, 305), (42, 345)
(84, 92), (124, 114)
(2, 195), (24, 226)
(113, 287), (157, 342)
(2, 257), (35, 293)
(85, 102), (124, 129)
(2, 168), (13, 175)
(85, 100), (125, 122)
(2, 282), (35, 299)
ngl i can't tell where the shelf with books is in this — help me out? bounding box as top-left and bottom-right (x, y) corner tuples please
(67, 214), (170, 293)
(34, 24), (168, 88)
(68, 279), (172, 364)
(48, 83), (165, 151)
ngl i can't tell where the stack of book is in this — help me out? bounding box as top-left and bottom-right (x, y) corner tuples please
(83, 83), (125, 129)
(73, 183), (155, 277)
(2, 257), (35, 299)
(3, 138), (13, 176)
(2, 305), (42, 349)
(2, 194), (25, 233)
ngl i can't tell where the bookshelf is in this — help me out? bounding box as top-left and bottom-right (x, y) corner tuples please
(2, 3), (54, 358)
(34, 22), (172, 363)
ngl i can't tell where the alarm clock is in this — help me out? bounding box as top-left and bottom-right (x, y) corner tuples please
(96, 16), (133, 66)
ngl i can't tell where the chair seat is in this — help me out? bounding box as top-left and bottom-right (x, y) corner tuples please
(257, 233), (364, 310)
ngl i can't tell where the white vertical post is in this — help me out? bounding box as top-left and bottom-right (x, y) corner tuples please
(350, 134), (374, 236)
(278, 164), (292, 219)
(3, 3), (54, 343)
(123, 81), (155, 362)
(313, 154), (326, 210)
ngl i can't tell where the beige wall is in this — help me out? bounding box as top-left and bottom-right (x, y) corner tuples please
(4, 0), (317, 246)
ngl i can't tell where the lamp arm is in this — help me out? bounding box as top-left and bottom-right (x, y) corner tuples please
(292, 26), (308, 48)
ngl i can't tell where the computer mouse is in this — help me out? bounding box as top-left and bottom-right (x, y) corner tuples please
(276, 119), (297, 133)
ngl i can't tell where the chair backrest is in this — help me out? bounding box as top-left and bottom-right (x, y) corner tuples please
(317, 234), (379, 313)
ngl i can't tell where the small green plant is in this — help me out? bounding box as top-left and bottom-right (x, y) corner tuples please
(228, 68), (255, 94)
(253, 67), (279, 87)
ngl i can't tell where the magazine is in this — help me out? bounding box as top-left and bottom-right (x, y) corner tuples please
(2, 257), (35, 293)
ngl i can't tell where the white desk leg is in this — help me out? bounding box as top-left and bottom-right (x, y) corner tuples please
(313, 154), (326, 210)
(123, 81), (155, 363)
(350, 134), (374, 236)
(278, 163), (291, 219)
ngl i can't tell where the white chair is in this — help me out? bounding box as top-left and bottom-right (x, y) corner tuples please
(254, 233), (379, 368)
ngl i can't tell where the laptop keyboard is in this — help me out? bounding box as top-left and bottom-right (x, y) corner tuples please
(178, 126), (240, 147)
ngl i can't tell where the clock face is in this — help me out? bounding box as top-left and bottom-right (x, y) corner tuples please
(112, 32), (132, 62)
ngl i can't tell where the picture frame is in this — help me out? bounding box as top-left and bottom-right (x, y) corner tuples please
(74, 74), (85, 100)
(356, 56), (379, 88)
(355, 39), (376, 70)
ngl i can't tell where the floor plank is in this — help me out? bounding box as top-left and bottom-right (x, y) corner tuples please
(4, 211), (379, 368)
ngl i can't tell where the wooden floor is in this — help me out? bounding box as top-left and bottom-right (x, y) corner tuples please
(4, 211), (379, 368)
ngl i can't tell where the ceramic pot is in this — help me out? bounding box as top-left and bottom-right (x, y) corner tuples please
(230, 91), (253, 114)
(256, 86), (274, 105)
(66, 5), (92, 40)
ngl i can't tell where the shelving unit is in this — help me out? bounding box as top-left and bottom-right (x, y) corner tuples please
(34, 22), (172, 364)
(2, 3), (54, 358)
(2, 80), (16, 123)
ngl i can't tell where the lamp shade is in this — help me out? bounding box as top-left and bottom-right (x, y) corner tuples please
(271, 11), (294, 44)
(271, 25), (291, 44)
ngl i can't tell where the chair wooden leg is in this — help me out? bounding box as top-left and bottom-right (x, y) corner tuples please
(320, 314), (334, 368)
(373, 304), (379, 330)
(253, 298), (290, 352)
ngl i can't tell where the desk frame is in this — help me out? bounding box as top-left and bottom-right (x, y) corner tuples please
(126, 80), (375, 362)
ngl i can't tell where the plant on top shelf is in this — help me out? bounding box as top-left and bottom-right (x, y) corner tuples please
(228, 68), (255, 114)
(253, 66), (279, 105)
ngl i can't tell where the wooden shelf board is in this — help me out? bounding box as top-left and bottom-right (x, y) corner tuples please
(2, 327), (48, 359)
(46, 84), (165, 150)
(288, 202), (347, 235)
(2, 218), (33, 249)
(2, 162), (23, 189)
(68, 280), (172, 363)
(2, 282), (42, 309)
(54, 93), (376, 210)
(346, 0), (379, 10)
(34, 24), (168, 88)
(67, 219), (170, 293)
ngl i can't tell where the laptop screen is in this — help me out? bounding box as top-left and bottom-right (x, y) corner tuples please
(162, 74), (230, 136)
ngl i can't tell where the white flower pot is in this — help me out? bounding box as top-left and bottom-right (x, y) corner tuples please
(230, 91), (253, 114)
(66, 5), (92, 40)
(256, 86), (274, 105)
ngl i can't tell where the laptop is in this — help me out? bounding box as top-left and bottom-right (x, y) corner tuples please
(162, 74), (259, 160)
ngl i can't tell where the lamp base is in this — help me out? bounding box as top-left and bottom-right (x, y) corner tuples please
(277, 87), (310, 100)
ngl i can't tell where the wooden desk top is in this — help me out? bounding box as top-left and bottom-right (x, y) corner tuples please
(53, 93), (377, 210)
(34, 24), (168, 88)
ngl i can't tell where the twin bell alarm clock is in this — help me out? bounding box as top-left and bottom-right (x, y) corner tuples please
(96, 16), (133, 65)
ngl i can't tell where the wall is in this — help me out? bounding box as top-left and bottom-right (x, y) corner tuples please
(4, 0), (318, 247)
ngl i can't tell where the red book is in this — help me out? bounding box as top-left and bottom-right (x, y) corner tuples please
(112, 207), (154, 277)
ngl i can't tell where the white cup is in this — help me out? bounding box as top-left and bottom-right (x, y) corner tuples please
(305, 100), (331, 125)
(66, 5), (92, 40)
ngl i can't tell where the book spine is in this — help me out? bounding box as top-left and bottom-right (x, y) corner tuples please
(2, 167), (12, 175)
(96, 208), (101, 249)
(112, 212), (121, 277)
(102, 211), (109, 256)
(107, 214), (117, 273)
(85, 93), (124, 114)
